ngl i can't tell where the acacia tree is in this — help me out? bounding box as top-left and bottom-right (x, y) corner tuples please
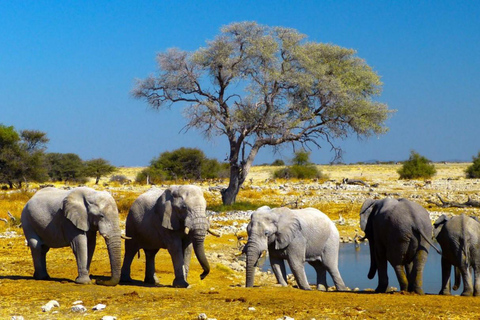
(84, 158), (116, 184)
(133, 22), (393, 204)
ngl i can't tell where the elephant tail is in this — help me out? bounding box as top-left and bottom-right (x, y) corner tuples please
(419, 229), (442, 254)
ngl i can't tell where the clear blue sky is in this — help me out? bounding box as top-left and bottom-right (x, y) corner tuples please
(1, 1), (479, 166)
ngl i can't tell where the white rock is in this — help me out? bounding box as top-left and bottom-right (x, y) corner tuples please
(198, 313), (208, 320)
(11, 316), (24, 320)
(71, 305), (87, 313)
(101, 317), (117, 320)
(248, 307), (256, 311)
(41, 300), (60, 312)
(72, 300), (83, 305)
(92, 304), (106, 311)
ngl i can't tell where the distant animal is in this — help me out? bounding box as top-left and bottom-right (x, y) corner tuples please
(434, 214), (480, 296)
(245, 206), (347, 291)
(120, 185), (214, 288)
(359, 198), (440, 294)
(21, 187), (122, 286)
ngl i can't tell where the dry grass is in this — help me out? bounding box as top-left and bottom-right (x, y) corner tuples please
(0, 163), (479, 319)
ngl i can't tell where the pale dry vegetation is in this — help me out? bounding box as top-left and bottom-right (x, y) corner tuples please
(0, 163), (479, 319)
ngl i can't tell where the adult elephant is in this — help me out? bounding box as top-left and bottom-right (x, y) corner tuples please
(120, 185), (215, 288)
(245, 206), (346, 291)
(434, 214), (480, 296)
(359, 198), (440, 294)
(21, 187), (122, 286)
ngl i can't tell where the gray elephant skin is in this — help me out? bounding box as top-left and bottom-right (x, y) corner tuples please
(434, 214), (480, 296)
(245, 206), (346, 291)
(120, 185), (211, 288)
(360, 198), (439, 294)
(21, 187), (122, 286)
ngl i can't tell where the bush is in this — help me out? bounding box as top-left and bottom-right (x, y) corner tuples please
(136, 147), (228, 184)
(397, 151), (436, 179)
(273, 150), (323, 179)
(271, 159), (285, 166)
(466, 152), (480, 178)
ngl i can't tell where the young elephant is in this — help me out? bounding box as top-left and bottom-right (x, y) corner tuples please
(21, 187), (122, 286)
(245, 206), (346, 291)
(359, 198), (440, 294)
(434, 214), (480, 296)
(120, 185), (214, 288)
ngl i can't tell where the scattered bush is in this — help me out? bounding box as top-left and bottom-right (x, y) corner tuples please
(397, 151), (436, 179)
(271, 159), (285, 166)
(109, 175), (130, 184)
(466, 152), (480, 178)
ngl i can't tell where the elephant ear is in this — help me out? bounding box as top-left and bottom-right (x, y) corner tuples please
(275, 209), (301, 250)
(158, 188), (181, 230)
(63, 188), (90, 232)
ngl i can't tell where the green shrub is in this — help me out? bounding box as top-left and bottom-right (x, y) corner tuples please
(271, 159), (285, 166)
(466, 152), (480, 178)
(397, 151), (436, 179)
(273, 150), (322, 179)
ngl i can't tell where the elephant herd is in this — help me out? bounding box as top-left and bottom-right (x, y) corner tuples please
(19, 185), (480, 296)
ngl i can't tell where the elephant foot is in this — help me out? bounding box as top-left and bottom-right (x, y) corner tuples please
(439, 289), (451, 296)
(144, 275), (160, 286)
(33, 271), (50, 281)
(120, 273), (133, 283)
(316, 284), (327, 291)
(172, 278), (190, 288)
(461, 290), (474, 297)
(75, 275), (93, 285)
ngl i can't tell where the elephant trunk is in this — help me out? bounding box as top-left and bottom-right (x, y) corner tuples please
(245, 244), (261, 287)
(192, 228), (210, 280)
(96, 234), (122, 286)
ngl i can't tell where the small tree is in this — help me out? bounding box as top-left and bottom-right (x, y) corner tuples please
(133, 21), (393, 204)
(45, 153), (86, 182)
(398, 151), (436, 179)
(0, 125), (49, 188)
(466, 152), (480, 178)
(84, 158), (116, 184)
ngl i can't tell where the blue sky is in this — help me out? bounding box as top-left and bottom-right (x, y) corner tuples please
(1, 1), (479, 166)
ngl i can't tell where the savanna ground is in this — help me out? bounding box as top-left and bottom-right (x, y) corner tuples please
(1, 163), (479, 319)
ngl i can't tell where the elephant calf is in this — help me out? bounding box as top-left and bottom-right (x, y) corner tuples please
(434, 214), (480, 296)
(245, 206), (347, 291)
(21, 187), (122, 286)
(120, 185), (212, 288)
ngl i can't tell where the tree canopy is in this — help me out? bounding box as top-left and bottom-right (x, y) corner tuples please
(133, 21), (393, 204)
(84, 158), (116, 184)
(398, 151), (437, 179)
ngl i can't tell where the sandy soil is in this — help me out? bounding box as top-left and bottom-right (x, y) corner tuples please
(0, 163), (479, 319)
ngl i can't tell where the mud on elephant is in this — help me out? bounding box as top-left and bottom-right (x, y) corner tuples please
(120, 185), (217, 288)
(21, 187), (122, 286)
(245, 206), (346, 291)
(359, 198), (440, 294)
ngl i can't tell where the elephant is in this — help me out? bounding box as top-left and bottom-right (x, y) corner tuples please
(120, 185), (214, 288)
(21, 187), (122, 286)
(359, 198), (440, 294)
(245, 206), (347, 291)
(433, 214), (480, 296)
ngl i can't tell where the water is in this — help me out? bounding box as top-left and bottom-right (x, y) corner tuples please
(261, 243), (462, 294)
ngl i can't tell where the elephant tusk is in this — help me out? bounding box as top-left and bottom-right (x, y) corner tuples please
(207, 228), (221, 237)
(260, 250), (267, 258)
(184, 227), (190, 235)
(121, 235), (132, 240)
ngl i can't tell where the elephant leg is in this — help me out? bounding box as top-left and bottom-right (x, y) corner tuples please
(270, 256), (288, 286)
(167, 244), (189, 288)
(393, 264), (408, 292)
(439, 257), (452, 295)
(28, 237), (50, 280)
(460, 265), (474, 296)
(144, 248), (160, 285)
(375, 255), (389, 293)
(408, 249), (428, 294)
(473, 266), (480, 296)
(182, 241), (193, 281)
(325, 264), (347, 291)
(86, 232), (96, 273)
(70, 233), (92, 284)
(120, 239), (140, 282)
(287, 257), (310, 290)
(308, 261), (327, 291)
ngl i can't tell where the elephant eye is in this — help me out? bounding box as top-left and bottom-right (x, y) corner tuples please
(264, 231), (270, 236)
